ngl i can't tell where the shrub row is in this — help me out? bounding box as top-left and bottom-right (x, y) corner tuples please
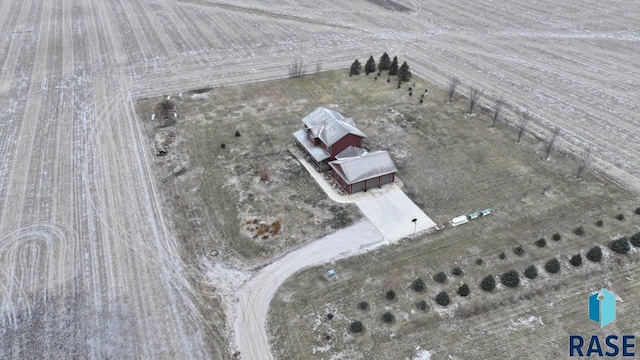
(365, 221), (640, 320)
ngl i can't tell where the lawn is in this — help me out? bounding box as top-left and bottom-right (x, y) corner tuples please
(137, 67), (639, 358)
(262, 69), (640, 359)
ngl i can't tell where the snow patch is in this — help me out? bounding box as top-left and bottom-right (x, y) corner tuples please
(509, 315), (544, 330)
(204, 262), (250, 303)
(406, 347), (433, 360)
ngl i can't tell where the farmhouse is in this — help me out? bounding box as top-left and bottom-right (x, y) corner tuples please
(293, 107), (366, 171)
(329, 148), (397, 194)
(293, 107), (398, 194)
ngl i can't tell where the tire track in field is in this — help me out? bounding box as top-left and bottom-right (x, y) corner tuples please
(0, 224), (78, 324)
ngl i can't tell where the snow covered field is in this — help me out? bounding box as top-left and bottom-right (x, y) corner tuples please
(0, 0), (639, 358)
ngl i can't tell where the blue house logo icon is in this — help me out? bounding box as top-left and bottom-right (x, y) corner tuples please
(589, 288), (616, 327)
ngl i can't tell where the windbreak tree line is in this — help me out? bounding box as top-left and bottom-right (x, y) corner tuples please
(350, 52), (411, 81)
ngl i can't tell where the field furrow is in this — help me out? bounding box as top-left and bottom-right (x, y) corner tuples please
(1, 0), (640, 359)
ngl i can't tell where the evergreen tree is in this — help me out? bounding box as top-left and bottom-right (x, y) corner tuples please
(412, 278), (426, 292)
(610, 237), (630, 254)
(378, 52), (391, 71)
(389, 56), (399, 75)
(435, 291), (450, 306)
(365, 56), (376, 75)
(349, 59), (361, 75)
(350, 321), (364, 333)
(398, 61), (412, 82)
(457, 284), (470, 297)
(545, 258), (561, 274)
(586, 246), (602, 262)
(480, 275), (495, 292)
(501, 270), (520, 288)
(524, 265), (538, 279)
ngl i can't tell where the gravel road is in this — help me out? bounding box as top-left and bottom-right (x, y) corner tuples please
(233, 219), (386, 360)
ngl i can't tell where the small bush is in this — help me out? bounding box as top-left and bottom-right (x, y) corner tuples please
(596, 220), (604, 227)
(535, 238), (547, 247)
(435, 291), (450, 307)
(610, 237), (630, 254)
(635, 207), (640, 215)
(417, 299), (429, 311)
(630, 232), (640, 247)
(552, 233), (561, 241)
(586, 246), (603, 262)
(412, 278), (426, 292)
(235, 130), (241, 137)
(358, 301), (369, 310)
(545, 258), (561, 274)
(498, 252), (506, 260)
(475, 258), (483, 266)
(501, 270), (520, 288)
(385, 290), (396, 301)
(326, 313), (334, 320)
(513, 246), (525, 256)
(270, 220), (281, 234)
(220, 143), (226, 148)
(350, 321), (364, 333)
(452, 267), (463, 276)
(433, 272), (447, 284)
(615, 213), (625, 221)
(574, 226), (585, 236)
(255, 225), (269, 236)
(570, 254), (582, 267)
(480, 275), (496, 292)
(457, 284), (470, 297)
(382, 312), (395, 323)
(524, 265), (538, 279)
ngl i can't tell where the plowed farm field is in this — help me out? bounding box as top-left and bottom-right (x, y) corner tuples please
(0, 0), (639, 359)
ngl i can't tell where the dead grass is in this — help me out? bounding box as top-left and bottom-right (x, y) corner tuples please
(263, 70), (640, 359)
(138, 68), (639, 357)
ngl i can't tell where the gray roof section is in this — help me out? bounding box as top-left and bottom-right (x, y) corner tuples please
(301, 107), (366, 146)
(329, 150), (398, 184)
(293, 129), (330, 162)
(335, 146), (367, 159)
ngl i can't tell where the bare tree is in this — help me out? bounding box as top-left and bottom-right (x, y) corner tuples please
(492, 99), (504, 128)
(517, 113), (529, 144)
(447, 77), (459, 103)
(468, 87), (480, 113)
(576, 147), (591, 179)
(288, 58), (306, 78)
(545, 126), (560, 160)
(315, 60), (322, 74)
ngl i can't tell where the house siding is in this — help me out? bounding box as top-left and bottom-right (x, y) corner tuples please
(329, 134), (363, 159)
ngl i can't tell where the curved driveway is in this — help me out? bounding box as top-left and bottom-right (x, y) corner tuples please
(233, 219), (386, 360)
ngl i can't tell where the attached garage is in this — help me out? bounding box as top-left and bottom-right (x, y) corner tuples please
(329, 149), (398, 195)
(351, 181), (365, 193)
(365, 178), (378, 191)
(379, 173), (393, 186)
